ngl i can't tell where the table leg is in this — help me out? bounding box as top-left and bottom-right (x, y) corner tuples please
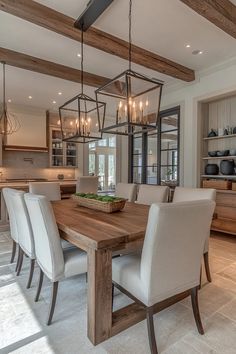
(87, 248), (112, 345)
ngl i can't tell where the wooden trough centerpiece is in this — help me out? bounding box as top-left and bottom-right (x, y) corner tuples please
(72, 193), (127, 213)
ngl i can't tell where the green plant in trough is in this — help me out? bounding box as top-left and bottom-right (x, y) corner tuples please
(74, 193), (123, 202)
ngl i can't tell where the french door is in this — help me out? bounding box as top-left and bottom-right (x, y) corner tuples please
(129, 106), (180, 186)
(89, 137), (116, 191)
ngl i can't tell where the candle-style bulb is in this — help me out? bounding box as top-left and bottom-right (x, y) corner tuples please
(145, 99), (149, 107)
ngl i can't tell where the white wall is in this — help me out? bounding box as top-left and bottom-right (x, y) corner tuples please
(161, 59), (236, 187)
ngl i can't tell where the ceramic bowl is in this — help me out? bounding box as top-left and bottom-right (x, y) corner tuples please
(216, 150), (229, 157)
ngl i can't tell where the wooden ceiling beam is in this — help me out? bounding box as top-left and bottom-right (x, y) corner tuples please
(180, 0), (236, 39)
(0, 0), (195, 82)
(0, 47), (110, 88)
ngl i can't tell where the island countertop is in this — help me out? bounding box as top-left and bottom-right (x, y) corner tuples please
(0, 179), (77, 189)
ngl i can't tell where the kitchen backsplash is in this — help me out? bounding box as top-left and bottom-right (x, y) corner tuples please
(0, 151), (76, 180)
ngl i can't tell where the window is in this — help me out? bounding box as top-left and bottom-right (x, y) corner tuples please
(130, 106), (180, 186)
(88, 136), (116, 191)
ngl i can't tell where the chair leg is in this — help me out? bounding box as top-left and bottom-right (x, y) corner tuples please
(10, 240), (16, 263)
(15, 245), (21, 272)
(47, 281), (59, 326)
(112, 283), (114, 311)
(35, 269), (44, 302)
(204, 252), (212, 283)
(26, 259), (35, 289)
(16, 248), (24, 276)
(146, 307), (158, 354)
(191, 286), (204, 335)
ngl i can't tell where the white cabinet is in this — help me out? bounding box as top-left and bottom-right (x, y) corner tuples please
(49, 127), (77, 168)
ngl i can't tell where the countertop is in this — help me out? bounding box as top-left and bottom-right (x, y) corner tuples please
(0, 179), (77, 189)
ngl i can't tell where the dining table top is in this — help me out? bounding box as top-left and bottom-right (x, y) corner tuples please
(52, 198), (150, 250)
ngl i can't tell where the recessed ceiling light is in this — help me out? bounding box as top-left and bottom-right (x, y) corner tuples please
(77, 53), (81, 57)
(52, 100), (56, 104)
(28, 96), (32, 99)
(186, 44), (191, 48)
(58, 92), (62, 95)
(8, 99), (12, 103)
(192, 49), (203, 55)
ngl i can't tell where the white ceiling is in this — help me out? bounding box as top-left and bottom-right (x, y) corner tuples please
(1, 0), (236, 110)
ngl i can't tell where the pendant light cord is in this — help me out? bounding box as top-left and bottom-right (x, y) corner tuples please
(81, 25), (84, 94)
(2, 62), (6, 111)
(128, 0), (132, 71)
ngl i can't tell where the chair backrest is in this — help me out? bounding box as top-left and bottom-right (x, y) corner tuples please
(76, 176), (98, 194)
(172, 187), (216, 203)
(10, 189), (35, 259)
(172, 187), (216, 254)
(136, 185), (169, 205)
(24, 193), (64, 281)
(2, 188), (19, 243)
(115, 183), (137, 202)
(29, 182), (61, 201)
(140, 200), (215, 306)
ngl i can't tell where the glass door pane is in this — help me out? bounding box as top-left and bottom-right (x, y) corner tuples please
(89, 153), (96, 175)
(160, 109), (179, 186)
(130, 106), (180, 186)
(108, 154), (116, 191)
(146, 130), (158, 184)
(65, 142), (77, 167)
(98, 154), (105, 191)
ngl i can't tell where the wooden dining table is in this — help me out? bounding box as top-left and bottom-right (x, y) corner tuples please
(52, 198), (188, 346)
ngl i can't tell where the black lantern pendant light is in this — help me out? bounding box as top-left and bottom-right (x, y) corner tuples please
(0, 62), (20, 137)
(95, 0), (164, 136)
(59, 27), (106, 143)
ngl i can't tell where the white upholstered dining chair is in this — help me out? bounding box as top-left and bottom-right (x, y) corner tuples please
(29, 182), (61, 201)
(136, 185), (169, 205)
(76, 176), (99, 194)
(24, 193), (87, 325)
(172, 187), (216, 283)
(115, 183), (137, 202)
(29, 181), (74, 250)
(2, 188), (19, 269)
(9, 189), (36, 288)
(112, 200), (215, 354)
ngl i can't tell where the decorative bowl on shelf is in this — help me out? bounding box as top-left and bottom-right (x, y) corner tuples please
(72, 193), (127, 213)
(208, 151), (218, 157)
(216, 150), (229, 157)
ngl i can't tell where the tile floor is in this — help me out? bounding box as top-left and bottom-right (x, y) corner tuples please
(0, 231), (236, 354)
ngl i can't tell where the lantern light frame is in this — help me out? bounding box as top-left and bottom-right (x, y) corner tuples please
(95, 0), (164, 136)
(95, 69), (163, 136)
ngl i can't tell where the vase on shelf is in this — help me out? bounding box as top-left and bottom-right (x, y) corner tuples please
(220, 160), (235, 175)
(205, 164), (219, 175)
